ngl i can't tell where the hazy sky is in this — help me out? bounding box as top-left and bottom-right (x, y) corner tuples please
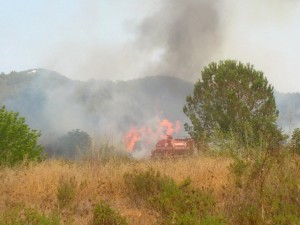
(1, 0), (300, 93)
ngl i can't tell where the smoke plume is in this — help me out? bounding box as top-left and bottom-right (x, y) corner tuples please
(43, 0), (222, 81)
(135, 0), (221, 80)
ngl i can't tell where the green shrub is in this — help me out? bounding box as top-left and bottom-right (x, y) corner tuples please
(291, 128), (300, 155)
(57, 176), (77, 209)
(0, 207), (60, 225)
(227, 152), (300, 225)
(0, 106), (44, 166)
(91, 201), (128, 225)
(124, 168), (225, 225)
(163, 212), (225, 225)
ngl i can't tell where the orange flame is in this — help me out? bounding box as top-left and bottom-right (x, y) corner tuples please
(159, 119), (181, 135)
(124, 128), (141, 151)
(124, 119), (181, 152)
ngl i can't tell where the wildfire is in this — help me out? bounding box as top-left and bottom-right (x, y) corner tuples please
(159, 119), (181, 135)
(124, 119), (181, 152)
(124, 128), (141, 151)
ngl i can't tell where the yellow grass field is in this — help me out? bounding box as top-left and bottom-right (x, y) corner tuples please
(0, 156), (232, 225)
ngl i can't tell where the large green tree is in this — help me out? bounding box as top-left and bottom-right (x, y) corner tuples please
(183, 60), (283, 149)
(0, 106), (43, 165)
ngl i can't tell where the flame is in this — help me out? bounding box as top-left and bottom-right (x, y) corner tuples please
(124, 127), (141, 151)
(124, 119), (181, 152)
(159, 119), (181, 135)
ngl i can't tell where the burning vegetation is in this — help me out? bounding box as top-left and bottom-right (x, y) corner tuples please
(124, 118), (181, 153)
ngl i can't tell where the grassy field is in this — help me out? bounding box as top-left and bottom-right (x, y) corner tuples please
(0, 156), (231, 224)
(0, 153), (299, 225)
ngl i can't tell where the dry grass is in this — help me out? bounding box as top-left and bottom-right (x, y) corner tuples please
(0, 156), (231, 224)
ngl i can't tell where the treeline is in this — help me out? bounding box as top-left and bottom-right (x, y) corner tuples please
(1, 60), (300, 165)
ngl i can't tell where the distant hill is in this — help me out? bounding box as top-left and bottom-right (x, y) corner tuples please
(0, 69), (193, 147)
(0, 69), (299, 148)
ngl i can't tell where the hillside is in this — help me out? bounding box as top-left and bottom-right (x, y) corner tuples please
(0, 69), (299, 155)
(0, 69), (193, 156)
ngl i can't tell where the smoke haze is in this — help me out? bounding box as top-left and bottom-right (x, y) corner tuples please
(0, 69), (193, 157)
(42, 0), (221, 81)
(35, 0), (300, 93)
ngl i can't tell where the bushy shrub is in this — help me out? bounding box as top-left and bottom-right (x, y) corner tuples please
(124, 168), (225, 224)
(91, 201), (128, 225)
(227, 151), (300, 225)
(0, 106), (43, 166)
(57, 176), (77, 209)
(0, 207), (60, 225)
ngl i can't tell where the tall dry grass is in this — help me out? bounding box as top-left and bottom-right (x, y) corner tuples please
(0, 156), (231, 224)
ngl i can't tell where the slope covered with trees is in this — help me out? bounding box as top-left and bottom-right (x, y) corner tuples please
(0, 68), (299, 157)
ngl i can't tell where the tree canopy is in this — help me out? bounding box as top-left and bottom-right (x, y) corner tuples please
(46, 129), (92, 158)
(0, 106), (43, 165)
(183, 60), (283, 149)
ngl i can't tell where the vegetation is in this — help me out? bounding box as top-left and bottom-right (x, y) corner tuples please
(180, 60), (300, 224)
(124, 168), (225, 224)
(57, 176), (77, 209)
(0, 156), (229, 225)
(0, 154), (298, 224)
(0, 105), (43, 166)
(47, 129), (92, 158)
(227, 151), (300, 224)
(0, 207), (60, 225)
(91, 201), (128, 225)
(291, 128), (300, 155)
(85, 139), (131, 165)
(183, 60), (284, 150)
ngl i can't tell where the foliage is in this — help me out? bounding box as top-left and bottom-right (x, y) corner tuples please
(91, 201), (128, 225)
(0, 207), (60, 225)
(124, 168), (225, 225)
(47, 129), (92, 158)
(290, 128), (300, 155)
(0, 106), (43, 166)
(57, 176), (77, 209)
(226, 151), (300, 224)
(183, 60), (284, 150)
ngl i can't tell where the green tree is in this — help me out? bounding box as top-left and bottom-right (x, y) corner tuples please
(183, 60), (283, 150)
(47, 129), (92, 158)
(0, 106), (43, 165)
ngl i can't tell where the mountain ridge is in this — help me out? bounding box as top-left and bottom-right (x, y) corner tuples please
(0, 69), (299, 145)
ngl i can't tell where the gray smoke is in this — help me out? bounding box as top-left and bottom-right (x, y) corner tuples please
(136, 0), (220, 80)
(1, 69), (193, 158)
(43, 0), (222, 81)
(42, 0), (300, 86)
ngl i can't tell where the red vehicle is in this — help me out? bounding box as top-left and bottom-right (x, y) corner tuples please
(151, 135), (194, 157)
